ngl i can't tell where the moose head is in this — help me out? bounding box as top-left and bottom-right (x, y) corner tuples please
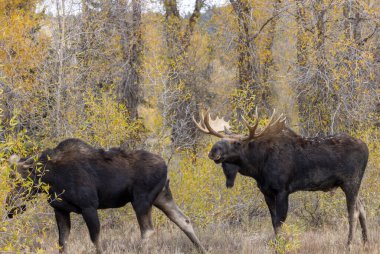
(193, 108), (286, 163)
(5, 155), (41, 218)
(193, 108), (286, 187)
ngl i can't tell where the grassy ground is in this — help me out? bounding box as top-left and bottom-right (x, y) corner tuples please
(2, 149), (379, 254)
(34, 209), (380, 254)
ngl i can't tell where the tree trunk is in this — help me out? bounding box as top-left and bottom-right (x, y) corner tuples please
(56, 0), (66, 137)
(295, 0), (308, 67)
(230, 0), (258, 89)
(118, 0), (142, 120)
(163, 0), (204, 149)
(230, 0), (279, 113)
(261, 0), (281, 108)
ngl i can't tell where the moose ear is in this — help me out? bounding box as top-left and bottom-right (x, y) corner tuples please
(21, 157), (35, 169)
(9, 155), (20, 166)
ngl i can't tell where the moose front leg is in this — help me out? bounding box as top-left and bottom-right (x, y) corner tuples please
(82, 207), (102, 254)
(54, 208), (71, 253)
(273, 191), (289, 235)
(131, 201), (155, 241)
(263, 194), (276, 230)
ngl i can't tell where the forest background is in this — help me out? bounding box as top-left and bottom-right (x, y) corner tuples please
(0, 0), (379, 253)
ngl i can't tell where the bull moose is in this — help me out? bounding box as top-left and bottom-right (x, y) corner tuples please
(193, 108), (368, 246)
(6, 138), (206, 253)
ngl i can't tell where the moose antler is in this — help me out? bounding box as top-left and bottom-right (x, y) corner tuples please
(193, 108), (286, 141)
(192, 110), (231, 139)
(240, 108), (286, 141)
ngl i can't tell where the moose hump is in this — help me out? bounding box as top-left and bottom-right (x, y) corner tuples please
(40, 138), (100, 163)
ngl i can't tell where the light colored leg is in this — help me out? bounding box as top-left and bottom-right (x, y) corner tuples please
(132, 201), (156, 254)
(343, 188), (358, 247)
(356, 198), (368, 244)
(154, 181), (206, 254)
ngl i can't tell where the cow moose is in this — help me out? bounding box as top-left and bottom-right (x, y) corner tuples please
(193, 108), (369, 246)
(6, 138), (206, 253)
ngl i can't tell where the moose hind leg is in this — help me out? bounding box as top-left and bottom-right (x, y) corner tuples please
(82, 207), (102, 254)
(54, 208), (71, 253)
(131, 201), (155, 241)
(154, 181), (206, 254)
(356, 198), (368, 243)
(343, 186), (359, 246)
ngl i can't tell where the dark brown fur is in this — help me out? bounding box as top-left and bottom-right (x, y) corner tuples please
(6, 138), (205, 253)
(208, 128), (369, 246)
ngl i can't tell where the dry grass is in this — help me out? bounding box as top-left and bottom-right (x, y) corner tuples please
(33, 208), (380, 254)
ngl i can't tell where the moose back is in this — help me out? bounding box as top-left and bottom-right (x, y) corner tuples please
(193, 109), (368, 246)
(6, 138), (206, 253)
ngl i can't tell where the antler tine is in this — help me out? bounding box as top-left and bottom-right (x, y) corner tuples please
(268, 109), (276, 124)
(241, 115), (259, 141)
(203, 112), (227, 139)
(268, 113), (282, 127)
(192, 111), (210, 134)
(269, 114), (284, 128)
(193, 109), (236, 139)
(254, 111), (286, 138)
(194, 108), (285, 141)
(237, 107), (255, 141)
(250, 109), (274, 138)
(266, 114), (286, 135)
(192, 116), (208, 134)
(240, 107), (271, 141)
(271, 113), (286, 127)
(214, 115), (233, 133)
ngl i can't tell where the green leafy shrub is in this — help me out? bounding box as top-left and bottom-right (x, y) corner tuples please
(269, 223), (301, 254)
